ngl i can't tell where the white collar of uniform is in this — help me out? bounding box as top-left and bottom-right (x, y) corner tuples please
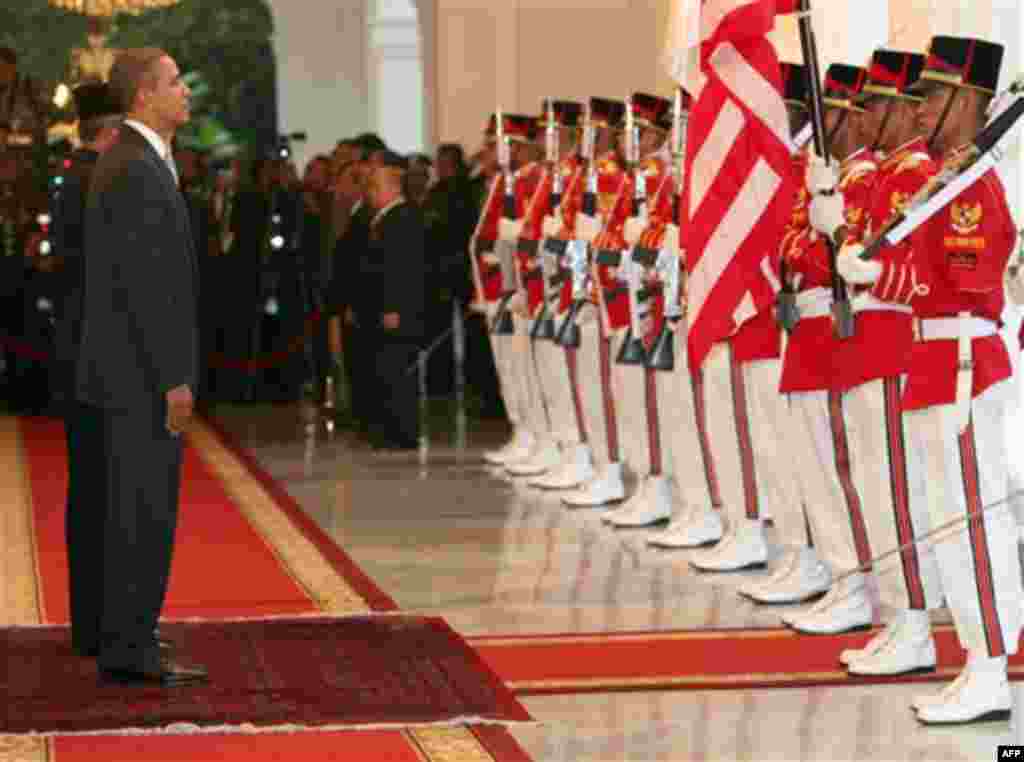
(371, 197), (404, 228)
(124, 119), (173, 163)
(352, 199), (364, 215)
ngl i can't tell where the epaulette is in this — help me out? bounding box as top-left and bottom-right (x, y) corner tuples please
(598, 153), (621, 174)
(839, 160), (876, 190)
(642, 155), (665, 175)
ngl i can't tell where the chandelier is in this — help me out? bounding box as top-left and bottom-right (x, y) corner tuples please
(48, 0), (179, 16)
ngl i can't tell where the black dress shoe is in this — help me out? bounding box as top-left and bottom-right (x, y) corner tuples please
(100, 657), (208, 688)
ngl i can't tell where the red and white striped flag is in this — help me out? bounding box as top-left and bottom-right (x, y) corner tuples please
(666, 0), (797, 369)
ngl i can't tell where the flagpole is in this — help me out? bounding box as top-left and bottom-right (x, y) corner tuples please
(796, 0), (854, 340)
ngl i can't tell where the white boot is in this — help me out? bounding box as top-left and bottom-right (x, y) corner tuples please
(529, 444), (594, 490)
(847, 609), (935, 676)
(608, 475), (673, 527)
(602, 478), (647, 523)
(690, 519), (769, 572)
(505, 439), (561, 477)
(743, 547), (831, 604)
(783, 572), (874, 634)
(738, 548), (797, 599)
(649, 507), (724, 548)
(562, 463), (626, 508)
(483, 428), (533, 465)
(915, 655), (1012, 725)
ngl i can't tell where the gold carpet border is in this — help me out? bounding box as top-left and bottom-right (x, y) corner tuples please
(186, 422), (371, 616)
(0, 737), (48, 762)
(0, 418), (43, 628)
(409, 727), (500, 762)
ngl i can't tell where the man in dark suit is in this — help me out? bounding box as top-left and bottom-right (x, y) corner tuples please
(50, 82), (123, 660)
(360, 151), (426, 450)
(75, 48), (206, 687)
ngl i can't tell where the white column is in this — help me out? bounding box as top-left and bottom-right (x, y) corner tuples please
(369, 0), (425, 154)
(266, 0), (370, 169)
(770, 0), (888, 71)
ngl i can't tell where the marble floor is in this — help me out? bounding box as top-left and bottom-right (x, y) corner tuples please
(211, 402), (1023, 761)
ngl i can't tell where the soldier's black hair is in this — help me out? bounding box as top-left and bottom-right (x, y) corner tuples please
(0, 47), (16, 65)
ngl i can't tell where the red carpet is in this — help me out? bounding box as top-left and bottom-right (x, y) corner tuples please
(5, 417), (533, 762)
(472, 624), (1024, 694)
(3, 617), (529, 735)
(19, 417), (396, 621)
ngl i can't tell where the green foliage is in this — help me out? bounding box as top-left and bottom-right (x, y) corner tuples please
(0, 0), (276, 152)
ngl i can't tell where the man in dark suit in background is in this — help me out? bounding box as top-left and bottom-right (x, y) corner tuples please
(75, 48), (206, 687)
(360, 150), (426, 450)
(50, 81), (122, 661)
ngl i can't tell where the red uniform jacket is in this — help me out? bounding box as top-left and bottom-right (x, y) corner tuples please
(900, 166), (1016, 409)
(779, 148), (877, 392)
(834, 137), (936, 391)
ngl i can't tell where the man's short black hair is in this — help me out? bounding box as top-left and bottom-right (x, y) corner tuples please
(377, 150), (407, 171)
(0, 47), (16, 66)
(354, 132), (388, 158)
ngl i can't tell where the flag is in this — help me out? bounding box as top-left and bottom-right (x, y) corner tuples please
(667, 0), (797, 369)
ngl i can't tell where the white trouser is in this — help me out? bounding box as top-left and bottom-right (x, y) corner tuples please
(534, 332), (582, 448)
(574, 306), (621, 469)
(489, 312), (545, 436)
(660, 323), (718, 512)
(907, 380), (1022, 656)
(843, 377), (943, 611)
(1001, 308), (1024, 528)
(611, 338), (662, 477)
(789, 390), (865, 576)
(702, 344), (804, 546)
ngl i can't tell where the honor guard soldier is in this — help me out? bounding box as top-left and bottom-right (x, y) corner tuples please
(856, 36), (1020, 725)
(556, 97), (630, 508)
(688, 63), (804, 573)
(514, 100), (598, 491)
(602, 92), (677, 528)
(796, 51), (946, 649)
(755, 64), (874, 607)
(475, 113), (542, 466)
(645, 87), (727, 548)
(50, 81), (123, 659)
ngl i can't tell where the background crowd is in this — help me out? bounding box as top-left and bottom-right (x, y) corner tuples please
(0, 131), (507, 421)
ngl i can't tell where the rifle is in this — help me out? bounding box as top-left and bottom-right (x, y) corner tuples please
(532, 99), (561, 341)
(490, 109), (518, 336)
(617, 96), (650, 366)
(859, 76), (1024, 260)
(555, 102), (598, 348)
(797, 0), (853, 340)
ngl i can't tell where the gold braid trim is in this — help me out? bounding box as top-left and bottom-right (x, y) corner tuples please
(186, 422), (371, 616)
(0, 737), (48, 762)
(408, 727), (497, 762)
(0, 418), (43, 627)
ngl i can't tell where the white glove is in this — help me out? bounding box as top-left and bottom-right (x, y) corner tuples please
(542, 215), (562, 239)
(806, 153), (839, 195)
(836, 243), (882, 285)
(662, 223), (680, 254)
(576, 213), (601, 243)
(1006, 263), (1024, 306)
(498, 218), (523, 243)
(808, 191), (846, 238)
(508, 291), (528, 317)
(623, 216), (647, 246)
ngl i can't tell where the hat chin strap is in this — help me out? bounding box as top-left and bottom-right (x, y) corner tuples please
(927, 87), (959, 153)
(827, 111), (847, 156)
(871, 100), (894, 152)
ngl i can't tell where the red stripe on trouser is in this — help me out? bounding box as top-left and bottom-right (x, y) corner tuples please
(598, 324), (620, 464)
(729, 347), (760, 520)
(828, 390), (873, 568)
(644, 368), (663, 476)
(959, 421), (1007, 657)
(691, 370), (722, 507)
(564, 347), (588, 444)
(883, 377), (926, 609)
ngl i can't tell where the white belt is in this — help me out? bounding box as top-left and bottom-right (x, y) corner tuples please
(915, 313), (996, 434)
(793, 289), (913, 322)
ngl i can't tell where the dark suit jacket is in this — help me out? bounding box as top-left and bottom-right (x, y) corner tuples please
(75, 125), (199, 411)
(360, 201), (426, 345)
(328, 201), (372, 317)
